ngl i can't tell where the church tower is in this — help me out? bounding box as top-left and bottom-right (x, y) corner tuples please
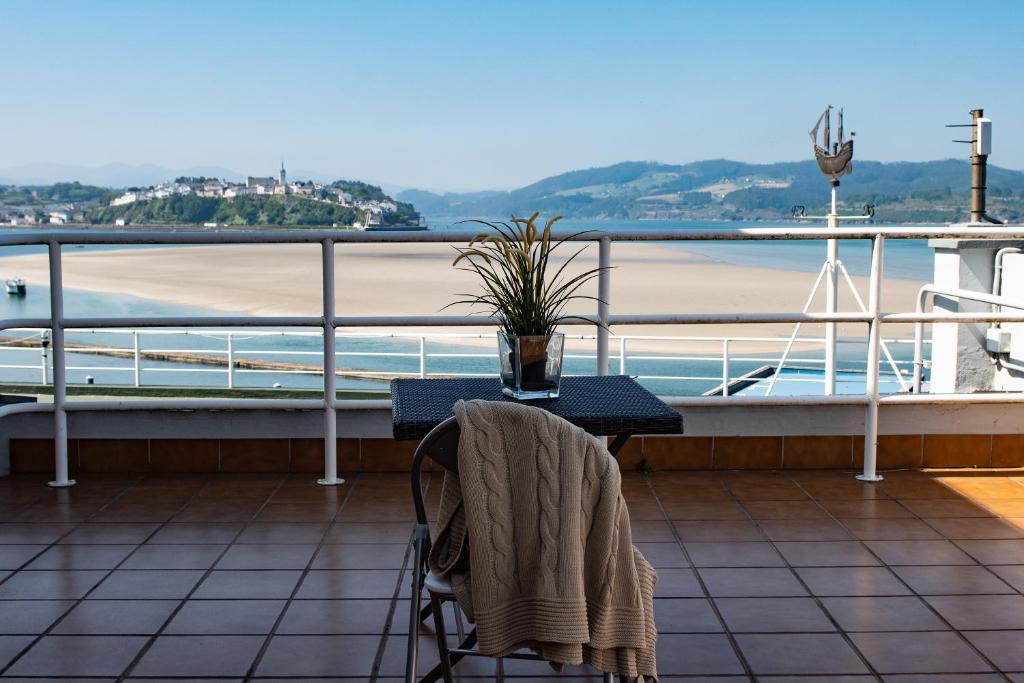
(279, 160), (287, 187)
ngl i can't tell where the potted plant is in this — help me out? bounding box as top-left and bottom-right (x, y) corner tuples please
(450, 212), (604, 399)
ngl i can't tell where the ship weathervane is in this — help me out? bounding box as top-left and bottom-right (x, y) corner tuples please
(810, 105), (854, 186)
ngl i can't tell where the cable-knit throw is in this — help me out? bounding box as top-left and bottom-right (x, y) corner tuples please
(428, 399), (658, 680)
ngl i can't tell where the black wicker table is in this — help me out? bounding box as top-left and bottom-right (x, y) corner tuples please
(391, 375), (682, 455)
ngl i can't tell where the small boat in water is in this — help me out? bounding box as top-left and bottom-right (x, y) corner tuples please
(5, 278), (26, 296)
(810, 105), (854, 184)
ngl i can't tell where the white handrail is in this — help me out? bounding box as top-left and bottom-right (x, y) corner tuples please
(2, 224), (1023, 485)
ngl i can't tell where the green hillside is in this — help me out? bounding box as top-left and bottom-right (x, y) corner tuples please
(399, 159), (1024, 223)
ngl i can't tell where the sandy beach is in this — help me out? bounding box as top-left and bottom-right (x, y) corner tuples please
(0, 241), (925, 353)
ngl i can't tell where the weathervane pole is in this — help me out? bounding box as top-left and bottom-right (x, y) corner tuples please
(825, 183), (839, 395)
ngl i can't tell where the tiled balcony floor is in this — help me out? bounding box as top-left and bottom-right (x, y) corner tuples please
(4, 469), (1024, 681)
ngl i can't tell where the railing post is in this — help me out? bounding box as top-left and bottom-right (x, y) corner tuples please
(618, 336), (626, 375)
(226, 332), (235, 389)
(597, 237), (611, 376)
(319, 239), (343, 486)
(721, 338), (731, 398)
(418, 335), (426, 378)
(858, 235), (885, 482)
(132, 331), (141, 388)
(47, 241), (74, 488)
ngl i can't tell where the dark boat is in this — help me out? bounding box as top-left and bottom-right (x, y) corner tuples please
(810, 106), (854, 183)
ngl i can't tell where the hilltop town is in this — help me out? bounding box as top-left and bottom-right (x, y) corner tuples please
(0, 163), (422, 229)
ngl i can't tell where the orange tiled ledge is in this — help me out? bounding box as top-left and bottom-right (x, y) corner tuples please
(8, 434), (1023, 474)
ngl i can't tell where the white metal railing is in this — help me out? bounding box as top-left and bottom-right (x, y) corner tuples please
(0, 328), (924, 390)
(3, 225), (1024, 487)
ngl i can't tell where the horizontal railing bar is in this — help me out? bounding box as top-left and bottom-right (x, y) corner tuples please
(63, 398), (326, 411)
(609, 312), (873, 324)
(4, 225), (1024, 247)
(62, 317), (322, 328)
(884, 312), (1024, 323)
(0, 319), (52, 330)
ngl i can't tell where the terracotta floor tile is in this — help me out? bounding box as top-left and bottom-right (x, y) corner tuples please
(988, 565), (1024, 591)
(296, 569), (401, 599)
(256, 635), (380, 677)
(955, 539), (1024, 564)
(148, 523), (244, 544)
(312, 543), (408, 569)
(736, 633), (867, 675)
(7, 635), (149, 676)
(90, 569), (204, 600)
(53, 600), (179, 635)
(653, 598), (723, 633)
(842, 518), (943, 540)
(927, 517), (1024, 539)
(972, 499), (1024, 517)
(893, 565), (1014, 595)
(741, 500), (828, 520)
(235, 522), (329, 545)
(635, 542), (689, 568)
(0, 635), (35, 669)
(654, 633), (745, 676)
(0, 570), (107, 599)
(774, 541), (880, 567)
(926, 594), (1024, 630)
(630, 520), (677, 542)
(277, 598), (393, 634)
(216, 544), (317, 570)
(165, 599), (285, 634)
(192, 570), (302, 599)
(0, 544), (47, 569)
(758, 519), (853, 542)
(323, 522), (412, 544)
(684, 541), (784, 567)
(865, 540), (977, 566)
(822, 596), (948, 632)
(131, 635), (265, 676)
(661, 500), (747, 521)
(121, 543), (226, 569)
(673, 520), (765, 542)
(849, 631), (992, 674)
(795, 567), (911, 596)
(716, 597), (834, 632)
(820, 499), (914, 519)
(963, 630), (1024, 672)
(882, 674), (1005, 682)
(0, 600), (75, 634)
(0, 524), (75, 544)
(698, 568), (807, 597)
(24, 544), (135, 570)
(900, 499), (996, 518)
(59, 523), (158, 545)
(253, 502), (340, 522)
(652, 568), (705, 598)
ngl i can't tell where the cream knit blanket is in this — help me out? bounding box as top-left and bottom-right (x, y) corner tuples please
(428, 399), (658, 680)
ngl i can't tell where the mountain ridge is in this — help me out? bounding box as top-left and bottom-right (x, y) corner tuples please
(399, 159), (1024, 223)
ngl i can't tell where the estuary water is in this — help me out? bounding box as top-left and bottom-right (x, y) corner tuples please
(0, 221), (932, 396)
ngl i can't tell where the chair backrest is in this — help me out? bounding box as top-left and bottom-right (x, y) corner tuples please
(410, 416), (461, 526)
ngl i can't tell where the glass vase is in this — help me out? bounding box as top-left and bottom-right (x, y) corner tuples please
(497, 331), (565, 400)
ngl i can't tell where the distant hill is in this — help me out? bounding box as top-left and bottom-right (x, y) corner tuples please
(400, 159), (1024, 223)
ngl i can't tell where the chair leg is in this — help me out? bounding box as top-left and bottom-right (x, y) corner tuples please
(453, 604), (466, 640)
(406, 529), (425, 683)
(496, 656), (505, 682)
(429, 592), (455, 683)
(603, 673), (613, 683)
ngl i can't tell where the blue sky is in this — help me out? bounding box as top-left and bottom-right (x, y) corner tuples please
(3, 1), (1023, 190)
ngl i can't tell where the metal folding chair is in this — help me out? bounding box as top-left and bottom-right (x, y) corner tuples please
(406, 416), (633, 683)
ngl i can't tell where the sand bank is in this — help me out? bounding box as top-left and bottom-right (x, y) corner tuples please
(0, 241), (925, 353)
